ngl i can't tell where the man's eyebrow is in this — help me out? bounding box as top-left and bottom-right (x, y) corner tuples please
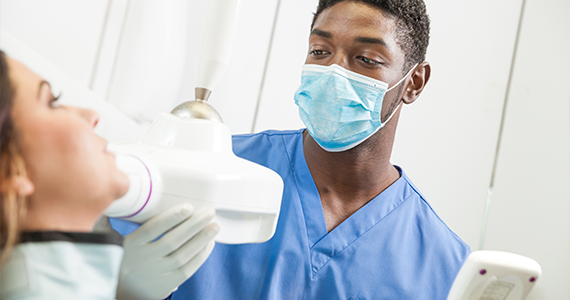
(310, 29), (332, 39)
(37, 80), (50, 99)
(355, 36), (389, 48)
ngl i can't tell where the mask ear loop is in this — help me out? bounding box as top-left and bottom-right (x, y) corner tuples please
(382, 63), (420, 124)
(386, 63), (419, 92)
(382, 101), (402, 125)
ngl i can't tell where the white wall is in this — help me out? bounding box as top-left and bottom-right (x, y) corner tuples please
(0, 0), (109, 87)
(1, 0), (568, 298)
(483, 0), (570, 298)
(383, 0), (523, 250)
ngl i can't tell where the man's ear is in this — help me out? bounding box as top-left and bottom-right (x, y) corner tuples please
(2, 175), (35, 196)
(402, 62), (431, 105)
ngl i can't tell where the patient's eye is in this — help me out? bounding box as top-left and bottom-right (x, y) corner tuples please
(49, 93), (61, 108)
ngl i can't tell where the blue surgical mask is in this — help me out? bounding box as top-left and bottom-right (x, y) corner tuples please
(294, 64), (416, 152)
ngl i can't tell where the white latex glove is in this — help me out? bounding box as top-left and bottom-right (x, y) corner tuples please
(116, 204), (219, 300)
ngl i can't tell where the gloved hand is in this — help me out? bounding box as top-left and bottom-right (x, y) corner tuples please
(116, 204), (219, 300)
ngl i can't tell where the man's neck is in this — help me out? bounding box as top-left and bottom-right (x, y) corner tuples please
(302, 126), (400, 232)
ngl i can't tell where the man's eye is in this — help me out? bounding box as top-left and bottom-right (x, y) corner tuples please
(358, 56), (379, 65)
(310, 50), (328, 56)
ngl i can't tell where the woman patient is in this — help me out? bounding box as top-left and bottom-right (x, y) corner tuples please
(0, 50), (217, 299)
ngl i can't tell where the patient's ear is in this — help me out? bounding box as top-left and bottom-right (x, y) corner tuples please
(14, 176), (34, 196)
(2, 176), (35, 196)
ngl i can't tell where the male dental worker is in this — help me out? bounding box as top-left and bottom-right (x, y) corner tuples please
(112, 0), (470, 299)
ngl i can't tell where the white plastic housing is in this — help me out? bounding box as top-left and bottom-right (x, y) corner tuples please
(447, 251), (542, 300)
(104, 113), (284, 244)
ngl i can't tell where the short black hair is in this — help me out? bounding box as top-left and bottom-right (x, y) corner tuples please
(311, 0), (430, 73)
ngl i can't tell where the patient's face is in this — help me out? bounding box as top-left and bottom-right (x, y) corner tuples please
(7, 57), (128, 227)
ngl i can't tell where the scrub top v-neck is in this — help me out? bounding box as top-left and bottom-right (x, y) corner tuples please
(290, 131), (412, 279)
(111, 129), (470, 300)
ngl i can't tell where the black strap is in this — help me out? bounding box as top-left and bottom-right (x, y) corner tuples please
(20, 231), (123, 246)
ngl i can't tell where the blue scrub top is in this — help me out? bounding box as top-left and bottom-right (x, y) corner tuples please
(111, 129), (470, 300)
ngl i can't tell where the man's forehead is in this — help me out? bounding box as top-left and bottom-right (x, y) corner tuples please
(311, 2), (398, 40)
